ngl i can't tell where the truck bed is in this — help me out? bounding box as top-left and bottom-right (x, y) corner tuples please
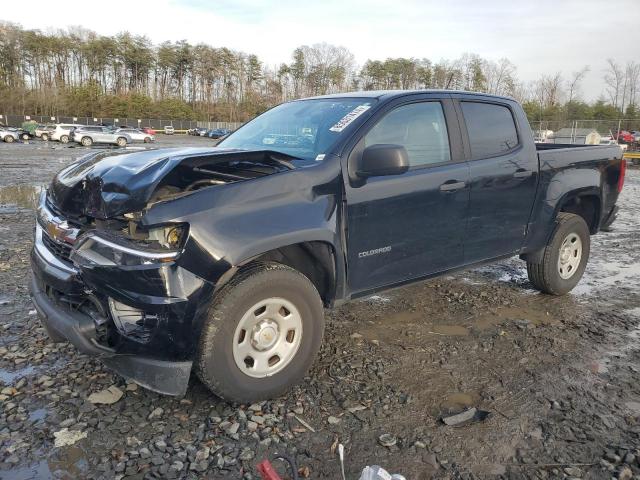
(536, 142), (623, 166)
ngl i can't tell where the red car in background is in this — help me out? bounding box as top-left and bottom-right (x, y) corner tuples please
(141, 127), (156, 135)
(615, 130), (635, 144)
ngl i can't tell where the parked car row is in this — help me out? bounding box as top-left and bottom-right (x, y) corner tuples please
(71, 126), (155, 146)
(186, 127), (232, 139)
(0, 124), (35, 142)
(0, 123), (156, 146)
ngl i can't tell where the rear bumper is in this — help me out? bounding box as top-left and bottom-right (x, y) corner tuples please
(30, 233), (194, 396)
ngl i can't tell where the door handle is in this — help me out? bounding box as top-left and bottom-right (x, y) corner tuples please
(513, 169), (533, 178)
(439, 181), (466, 192)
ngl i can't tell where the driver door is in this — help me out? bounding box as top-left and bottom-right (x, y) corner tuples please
(344, 96), (470, 295)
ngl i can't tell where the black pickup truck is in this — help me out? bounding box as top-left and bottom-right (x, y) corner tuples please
(30, 91), (625, 401)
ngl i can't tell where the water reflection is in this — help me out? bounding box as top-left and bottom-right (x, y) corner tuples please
(0, 184), (43, 212)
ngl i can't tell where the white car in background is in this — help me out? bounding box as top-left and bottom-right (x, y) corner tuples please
(164, 125), (175, 135)
(0, 127), (20, 143)
(115, 128), (155, 143)
(47, 124), (82, 143)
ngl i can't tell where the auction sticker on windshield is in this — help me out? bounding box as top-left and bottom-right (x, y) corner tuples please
(329, 104), (371, 132)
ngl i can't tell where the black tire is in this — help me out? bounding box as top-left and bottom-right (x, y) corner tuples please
(143, 137), (151, 143)
(4, 135), (14, 143)
(196, 262), (325, 403)
(21, 133), (30, 140)
(116, 137), (127, 147)
(81, 136), (93, 147)
(527, 213), (590, 295)
(41, 133), (49, 141)
(60, 135), (69, 144)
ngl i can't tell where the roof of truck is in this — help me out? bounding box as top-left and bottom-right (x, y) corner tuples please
(300, 90), (516, 102)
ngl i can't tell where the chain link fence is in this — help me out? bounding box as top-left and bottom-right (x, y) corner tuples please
(530, 119), (639, 137)
(0, 114), (242, 132)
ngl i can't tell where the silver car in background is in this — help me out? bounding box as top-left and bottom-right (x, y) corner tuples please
(71, 126), (132, 147)
(115, 128), (155, 143)
(35, 124), (56, 138)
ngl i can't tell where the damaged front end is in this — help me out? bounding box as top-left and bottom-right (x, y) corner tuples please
(30, 147), (297, 395)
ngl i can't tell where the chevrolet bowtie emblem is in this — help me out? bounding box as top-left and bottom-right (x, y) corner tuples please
(46, 220), (72, 243)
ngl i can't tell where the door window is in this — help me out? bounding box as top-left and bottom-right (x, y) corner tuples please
(461, 102), (519, 158)
(364, 102), (451, 167)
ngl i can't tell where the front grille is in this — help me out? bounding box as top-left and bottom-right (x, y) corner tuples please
(42, 233), (73, 264)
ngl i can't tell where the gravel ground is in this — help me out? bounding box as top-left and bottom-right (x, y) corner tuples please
(0, 136), (639, 480)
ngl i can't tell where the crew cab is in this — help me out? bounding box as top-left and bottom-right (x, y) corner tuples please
(30, 91), (625, 402)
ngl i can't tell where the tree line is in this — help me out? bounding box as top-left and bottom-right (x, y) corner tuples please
(1, 22), (639, 126)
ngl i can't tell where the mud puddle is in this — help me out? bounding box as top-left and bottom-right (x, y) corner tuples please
(0, 365), (38, 384)
(3, 445), (88, 480)
(0, 184), (43, 212)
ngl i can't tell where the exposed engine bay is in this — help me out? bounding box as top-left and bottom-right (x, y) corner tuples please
(45, 148), (298, 248)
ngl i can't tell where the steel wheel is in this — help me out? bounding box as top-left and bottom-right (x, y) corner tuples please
(557, 233), (582, 279)
(232, 297), (303, 378)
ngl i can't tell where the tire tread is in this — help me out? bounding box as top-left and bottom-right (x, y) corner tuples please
(196, 262), (323, 402)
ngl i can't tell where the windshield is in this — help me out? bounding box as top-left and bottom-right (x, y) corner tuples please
(219, 98), (377, 161)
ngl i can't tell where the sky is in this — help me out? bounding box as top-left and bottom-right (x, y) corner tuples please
(4, 0), (639, 101)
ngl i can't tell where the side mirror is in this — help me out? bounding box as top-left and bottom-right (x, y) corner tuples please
(357, 144), (410, 178)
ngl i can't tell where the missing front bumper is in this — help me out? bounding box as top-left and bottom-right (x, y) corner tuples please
(30, 275), (192, 396)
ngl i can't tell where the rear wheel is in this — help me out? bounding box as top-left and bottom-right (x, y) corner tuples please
(143, 137), (151, 143)
(4, 135), (14, 143)
(116, 137), (127, 147)
(41, 133), (49, 141)
(527, 213), (590, 295)
(60, 135), (69, 144)
(21, 133), (30, 140)
(196, 262), (325, 403)
(81, 136), (93, 147)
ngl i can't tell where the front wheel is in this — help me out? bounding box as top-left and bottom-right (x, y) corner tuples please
(116, 137), (127, 147)
(21, 133), (30, 140)
(81, 136), (93, 146)
(196, 263), (325, 403)
(527, 213), (590, 295)
(41, 133), (49, 141)
(143, 137), (151, 143)
(4, 135), (14, 143)
(60, 135), (69, 144)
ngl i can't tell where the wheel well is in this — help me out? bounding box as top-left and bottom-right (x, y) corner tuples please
(559, 194), (600, 233)
(242, 242), (336, 306)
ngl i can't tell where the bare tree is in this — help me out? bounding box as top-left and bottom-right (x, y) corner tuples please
(625, 61), (640, 109)
(604, 58), (624, 111)
(484, 58), (516, 96)
(566, 66), (590, 103)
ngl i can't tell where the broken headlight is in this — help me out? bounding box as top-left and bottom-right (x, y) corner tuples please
(70, 224), (188, 267)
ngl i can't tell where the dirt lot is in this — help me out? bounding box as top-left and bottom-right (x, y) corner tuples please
(0, 136), (639, 480)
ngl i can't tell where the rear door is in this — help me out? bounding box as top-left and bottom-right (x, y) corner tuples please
(344, 95), (470, 294)
(452, 96), (538, 262)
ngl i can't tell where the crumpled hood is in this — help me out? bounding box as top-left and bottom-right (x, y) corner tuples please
(48, 147), (262, 219)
